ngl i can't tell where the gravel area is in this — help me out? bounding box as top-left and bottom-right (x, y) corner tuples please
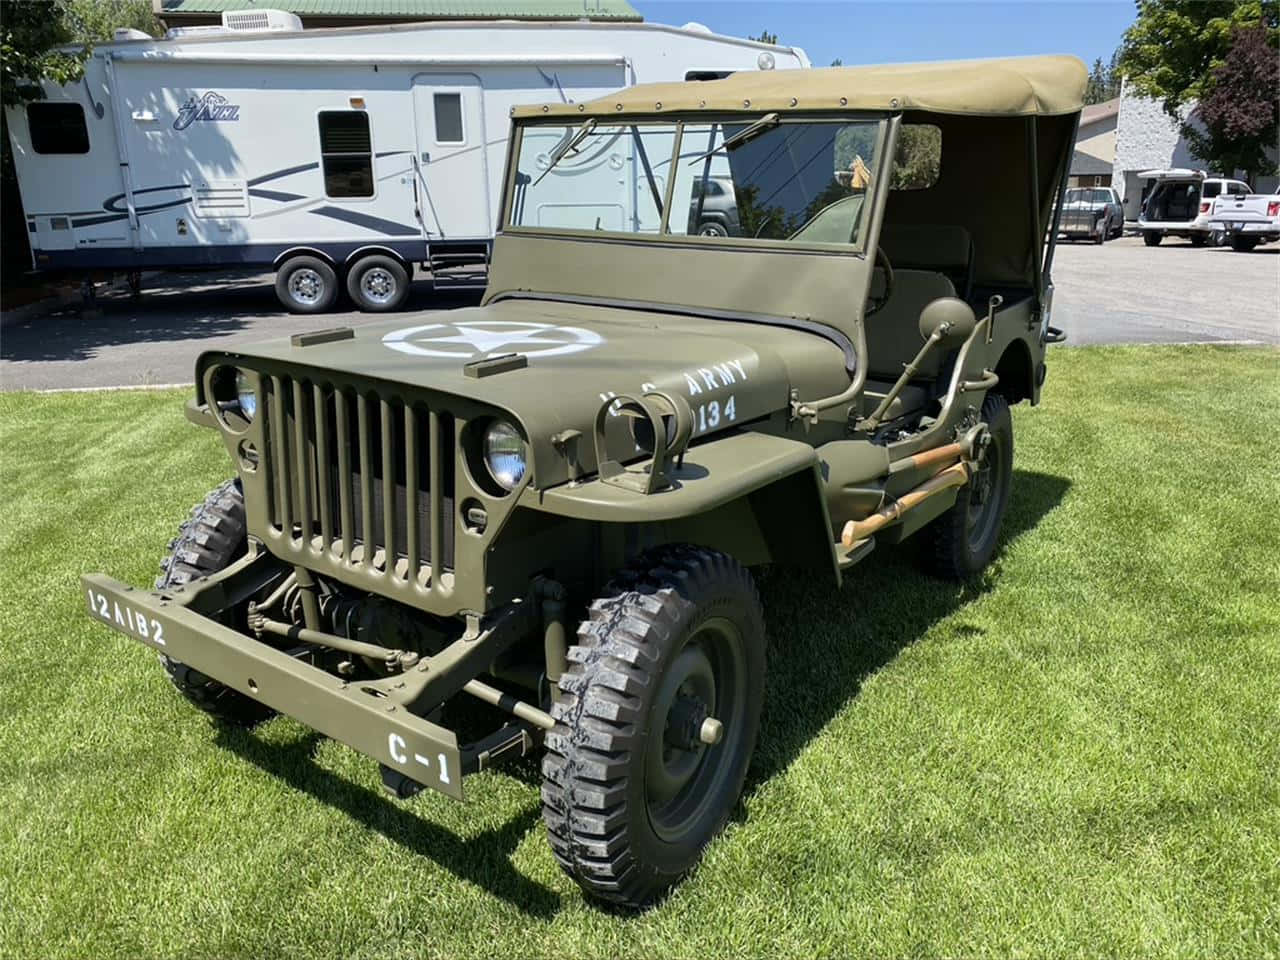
(1, 236), (1275, 391)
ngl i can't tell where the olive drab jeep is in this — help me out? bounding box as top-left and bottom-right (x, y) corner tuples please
(83, 56), (1086, 908)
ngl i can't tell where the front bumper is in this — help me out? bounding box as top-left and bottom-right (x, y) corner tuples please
(82, 573), (463, 799)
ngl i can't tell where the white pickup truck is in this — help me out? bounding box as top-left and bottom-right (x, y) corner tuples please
(1209, 193), (1280, 251)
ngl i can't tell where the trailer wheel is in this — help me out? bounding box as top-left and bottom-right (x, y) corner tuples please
(346, 254), (410, 312)
(275, 255), (338, 313)
(155, 479), (274, 727)
(542, 546), (765, 908)
(1230, 236), (1259, 252)
(1143, 231), (1163, 247)
(923, 393), (1013, 580)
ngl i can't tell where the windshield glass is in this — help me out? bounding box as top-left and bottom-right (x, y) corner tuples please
(508, 119), (883, 248)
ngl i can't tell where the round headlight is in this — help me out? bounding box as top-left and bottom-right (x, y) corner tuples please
(483, 420), (527, 491)
(235, 369), (256, 421)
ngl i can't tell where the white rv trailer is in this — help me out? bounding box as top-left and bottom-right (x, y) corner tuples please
(4, 12), (808, 312)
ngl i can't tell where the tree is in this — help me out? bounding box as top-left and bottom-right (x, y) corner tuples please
(1, 1), (82, 106)
(1185, 25), (1280, 184)
(749, 30), (779, 45)
(1084, 57), (1109, 105)
(1117, 0), (1279, 119)
(1, 0), (158, 106)
(830, 58), (843, 67)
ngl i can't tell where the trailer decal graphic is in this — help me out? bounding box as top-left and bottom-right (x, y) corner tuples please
(174, 92), (241, 131)
(383, 320), (603, 359)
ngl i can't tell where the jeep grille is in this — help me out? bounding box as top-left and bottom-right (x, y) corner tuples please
(262, 375), (456, 583)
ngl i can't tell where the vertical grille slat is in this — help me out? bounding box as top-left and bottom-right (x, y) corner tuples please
(428, 409), (443, 591)
(404, 404), (421, 585)
(270, 375), (293, 537)
(380, 398), (396, 576)
(314, 383), (333, 553)
(357, 393), (374, 570)
(335, 389), (354, 562)
(292, 379), (313, 546)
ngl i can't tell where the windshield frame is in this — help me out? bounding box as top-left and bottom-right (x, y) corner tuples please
(501, 113), (891, 257)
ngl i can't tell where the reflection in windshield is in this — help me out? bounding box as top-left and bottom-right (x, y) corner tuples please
(510, 120), (881, 247)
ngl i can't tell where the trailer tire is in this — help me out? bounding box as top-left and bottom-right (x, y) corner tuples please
(276, 255), (338, 313)
(346, 254), (410, 312)
(1230, 236), (1259, 252)
(542, 545), (765, 908)
(155, 479), (274, 727)
(1143, 231), (1163, 247)
(923, 393), (1013, 580)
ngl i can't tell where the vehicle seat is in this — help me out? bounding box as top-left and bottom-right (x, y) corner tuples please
(879, 224), (974, 300)
(864, 268), (957, 381)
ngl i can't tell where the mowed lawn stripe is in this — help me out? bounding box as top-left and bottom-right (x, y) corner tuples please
(1, 344), (1277, 958)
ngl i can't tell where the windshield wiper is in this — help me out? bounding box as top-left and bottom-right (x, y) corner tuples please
(532, 118), (597, 187)
(686, 112), (779, 166)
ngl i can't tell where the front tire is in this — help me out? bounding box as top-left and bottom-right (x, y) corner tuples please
(156, 480), (274, 727)
(542, 546), (765, 908)
(924, 393), (1014, 580)
(275, 255), (338, 313)
(346, 254), (410, 312)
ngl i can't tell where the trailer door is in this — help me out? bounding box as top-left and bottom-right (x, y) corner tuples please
(411, 74), (488, 240)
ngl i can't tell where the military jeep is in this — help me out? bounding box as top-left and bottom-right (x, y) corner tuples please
(83, 56), (1084, 908)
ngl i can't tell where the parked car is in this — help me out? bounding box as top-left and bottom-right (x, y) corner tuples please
(1058, 186), (1123, 243)
(1209, 192), (1280, 251)
(1138, 169), (1252, 246)
(688, 176), (741, 236)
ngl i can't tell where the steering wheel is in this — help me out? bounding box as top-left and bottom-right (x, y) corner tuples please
(865, 245), (894, 316)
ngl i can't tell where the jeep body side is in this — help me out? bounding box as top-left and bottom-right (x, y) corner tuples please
(83, 56), (1086, 908)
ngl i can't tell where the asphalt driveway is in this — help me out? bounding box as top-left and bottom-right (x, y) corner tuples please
(1, 236), (1275, 391)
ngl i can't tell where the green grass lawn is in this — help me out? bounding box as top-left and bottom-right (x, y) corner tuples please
(1, 345), (1278, 958)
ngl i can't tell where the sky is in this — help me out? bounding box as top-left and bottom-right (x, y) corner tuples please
(630, 1), (1137, 71)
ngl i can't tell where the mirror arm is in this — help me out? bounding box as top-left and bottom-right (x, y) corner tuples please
(854, 325), (950, 433)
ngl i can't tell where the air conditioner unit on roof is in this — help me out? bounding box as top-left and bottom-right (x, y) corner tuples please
(221, 9), (304, 33)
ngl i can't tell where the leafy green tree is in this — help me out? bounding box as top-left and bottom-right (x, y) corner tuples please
(1117, 0), (1279, 118)
(1084, 57), (1109, 105)
(1, 0), (158, 106)
(1184, 25), (1280, 184)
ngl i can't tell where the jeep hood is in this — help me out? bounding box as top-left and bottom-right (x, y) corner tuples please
(198, 298), (850, 487)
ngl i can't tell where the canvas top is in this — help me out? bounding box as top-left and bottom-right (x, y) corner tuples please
(513, 54), (1087, 119)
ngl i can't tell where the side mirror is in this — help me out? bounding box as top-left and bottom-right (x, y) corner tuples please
(919, 297), (976, 344)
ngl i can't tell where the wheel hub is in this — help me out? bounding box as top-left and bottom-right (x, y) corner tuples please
(290, 268), (323, 304)
(362, 268), (397, 304)
(664, 693), (712, 751)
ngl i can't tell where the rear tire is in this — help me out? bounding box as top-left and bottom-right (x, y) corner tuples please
(156, 479), (274, 727)
(346, 254), (410, 312)
(275, 255), (338, 313)
(1143, 231), (1163, 247)
(1190, 234), (1207, 247)
(1231, 236), (1259, 252)
(542, 546), (765, 908)
(923, 393), (1013, 580)
(697, 221), (729, 238)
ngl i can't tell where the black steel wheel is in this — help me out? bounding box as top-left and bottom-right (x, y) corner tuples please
(156, 479), (274, 726)
(542, 546), (765, 908)
(275, 255), (338, 313)
(924, 393), (1014, 580)
(346, 254), (410, 312)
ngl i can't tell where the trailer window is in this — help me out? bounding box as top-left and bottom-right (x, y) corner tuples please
(27, 102), (89, 154)
(318, 111), (374, 198)
(434, 93), (464, 143)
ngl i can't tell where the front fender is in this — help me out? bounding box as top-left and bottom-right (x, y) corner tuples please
(524, 431), (839, 579)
